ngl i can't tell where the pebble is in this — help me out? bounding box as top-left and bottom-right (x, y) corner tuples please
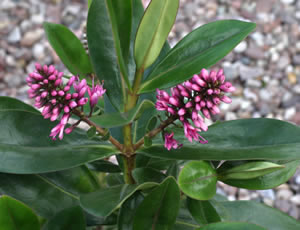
(234, 41), (247, 53)
(21, 29), (44, 47)
(281, 0), (295, 5)
(7, 27), (21, 43)
(32, 43), (45, 60)
(290, 195), (300, 206)
(277, 189), (294, 200)
(284, 107), (297, 120)
(239, 64), (264, 80)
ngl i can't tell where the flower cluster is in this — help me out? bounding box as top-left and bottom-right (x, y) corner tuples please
(156, 68), (235, 150)
(27, 63), (105, 140)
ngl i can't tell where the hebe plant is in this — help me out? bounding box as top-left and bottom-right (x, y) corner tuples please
(0, 0), (300, 229)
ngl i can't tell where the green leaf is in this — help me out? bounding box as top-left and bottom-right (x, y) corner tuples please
(0, 97), (118, 174)
(166, 162), (180, 178)
(140, 118), (300, 161)
(87, 160), (121, 173)
(178, 161), (217, 200)
(144, 136), (152, 147)
(87, 0), (129, 111)
(0, 166), (98, 218)
(110, 0), (132, 65)
(174, 204), (200, 230)
(186, 198), (221, 225)
(0, 196), (40, 230)
(146, 116), (158, 132)
(218, 161), (284, 180)
(133, 177), (180, 230)
(195, 222), (266, 230)
(80, 182), (157, 218)
(132, 167), (166, 183)
(87, 126), (97, 139)
(42, 206), (86, 230)
(139, 20), (256, 93)
(91, 99), (154, 128)
(220, 160), (300, 190)
(118, 192), (144, 230)
(218, 201), (300, 230)
(43, 22), (92, 77)
(134, 0), (179, 69)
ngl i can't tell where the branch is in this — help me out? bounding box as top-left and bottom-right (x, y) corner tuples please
(73, 110), (123, 152)
(134, 116), (176, 150)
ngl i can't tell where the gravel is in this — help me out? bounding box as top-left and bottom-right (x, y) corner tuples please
(1, 0), (300, 219)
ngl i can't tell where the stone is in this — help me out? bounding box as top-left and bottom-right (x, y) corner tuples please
(259, 89), (273, 102)
(7, 27), (21, 43)
(244, 88), (258, 102)
(225, 112), (237, 120)
(21, 29), (44, 46)
(31, 14), (44, 25)
(275, 199), (291, 213)
(278, 55), (291, 70)
(245, 43), (265, 59)
(292, 55), (300, 65)
(258, 189), (276, 200)
(290, 195), (300, 206)
(5, 55), (16, 66)
(289, 205), (299, 219)
(32, 43), (45, 60)
(251, 32), (264, 47)
(234, 41), (247, 53)
(281, 0), (295, 4)
(223, 62), (240, 80)
(287, 72), (297, 84)
(239, 64), (264, 80)
(246, 79), (262, 88)
(4, 72), (23, 87)
(284, 107), (296, 120)
(292, 85), (300, 94)
(277, 189), (293, 200)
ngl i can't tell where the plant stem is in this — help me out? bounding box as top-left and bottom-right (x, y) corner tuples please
(121, 67), (144, 184)
(134, 116), (176, 150)
(122, 155), (136, 184)
(73, 110), (123, 152)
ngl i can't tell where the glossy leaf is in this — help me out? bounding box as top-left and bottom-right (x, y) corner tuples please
(110, 0), (132, 65)
(80, 182), (157, 218)
(0, 166), (98, 218)
(42, 206), (86, 230)
(43, 22), (92, 77)
(133, 177), (180, 230)
(87, 0), (128, 111)
(220, 160), (300, 190)
(118, 192), (144, 230)
(140, 118), (300, 161)
(0, 195), (40, 230)
(196, 222), (266, 230)
(146, 116), (158, 132)
(186, 198), (221, 225)
(91, 99), (154, 128)
(139, 20), (256, 93)
(219, 201), (300, 230)
(174, 205), (200, 230)
(218, 161), (284, 180)
(88, 160), (121, 173)
(0, 97), (118, 174)
(178, 161), (217, 200)
(132, 167), (166, 183)
(134, 0), (179, 69)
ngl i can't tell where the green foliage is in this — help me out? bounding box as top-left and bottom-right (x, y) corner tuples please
(178, 161), (217, 200)
(43, 22), (92, 77)
(1, 0), (300, 229)
(0, 196), (40, 230)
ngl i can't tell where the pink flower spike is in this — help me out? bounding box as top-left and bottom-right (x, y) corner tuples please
(51, 90), (57, 97)
(61, 114), (70, 125)
(50, 123), (65, 140)
(43, 65), (48, 74)
(207, 89), (214, 95)
(67, 76), (76, 86)
(202, 108), (211, 119)
(54, 79), (62, 87)
(164, 132), (182, 151)
(50, 113), (59, 122)
(221, 95), (232, 104)
(185, 101), (193, 108)
(169, 97), (180, 107)
(64, 106), (70, 113)
(167, 107), (176, 115)
(156, 89), (169, 101)
(178, 108), (186, 116)
(65, 93), (72, 100)
(41, 91), (48, 98)
(48, 75), (56, 81)
(58, 90), (65, 97)
(69, 101), (77, 109)
(35, 63), (42, 71)
(31, 84), (41, 90)
(200, 69), (209, 81)
(65, 126), (74, 134)
(51, 99), (57, 105)
(209, 70), (217, 83)
(78, 97), (88, 106)
(88, 82), (106, 108)
(64, 86), (70, 92)
(48, 65), (55, 75)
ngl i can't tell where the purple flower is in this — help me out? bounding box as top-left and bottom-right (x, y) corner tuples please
(164, 132), (182, 151)
(87, 80), (106, 109)
(155, 68), (234, 148)
(27, 64), (91, 140)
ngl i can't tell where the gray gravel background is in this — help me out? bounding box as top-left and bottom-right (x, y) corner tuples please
(1, 0), (300, 219)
